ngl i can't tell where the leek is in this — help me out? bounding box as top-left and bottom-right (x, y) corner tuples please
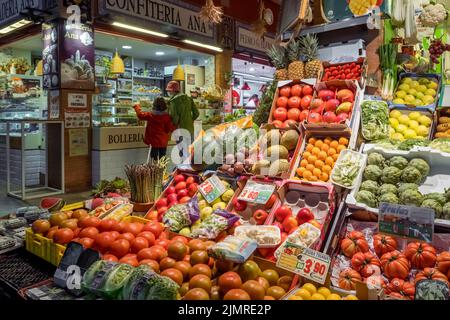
(379, 44), (398, 100)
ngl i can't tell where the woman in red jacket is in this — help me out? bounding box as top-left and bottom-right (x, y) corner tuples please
(133, 97), (176, 161)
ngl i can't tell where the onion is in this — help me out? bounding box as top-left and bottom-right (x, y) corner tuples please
(235, 152), (245, 162)
(234, 162), (244, 174)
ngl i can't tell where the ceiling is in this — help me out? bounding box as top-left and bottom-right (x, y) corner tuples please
(232, 58), (275, 79)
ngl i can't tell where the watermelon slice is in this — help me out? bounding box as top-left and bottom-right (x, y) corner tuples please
(40, 198), (66, 212)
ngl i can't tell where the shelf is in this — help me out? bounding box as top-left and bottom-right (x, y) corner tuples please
(133, 75), (164, 80)
(117, 89), (132, 93)
(118, 78), (132, 82)
(118, 96), (133, 99)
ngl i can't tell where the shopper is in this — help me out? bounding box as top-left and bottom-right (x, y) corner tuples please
(133, 96), (176, 161)
(166, 80), (199, 160)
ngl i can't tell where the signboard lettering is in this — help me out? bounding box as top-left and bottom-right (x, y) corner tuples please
(237, 26), (275, 53)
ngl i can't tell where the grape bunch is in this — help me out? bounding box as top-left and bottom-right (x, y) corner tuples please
(429, 39), (450, 64)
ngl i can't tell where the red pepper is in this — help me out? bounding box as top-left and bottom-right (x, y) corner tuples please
(344, 69), (350, 74)
(332, 70), (339, 76)
(346, 74), (353, 79)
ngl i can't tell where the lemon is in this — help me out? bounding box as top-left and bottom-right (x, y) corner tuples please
(415, 125), (429, 137)
(288, 295), (303, 300)
(404, 95), (415, 104)
(413, 99), (424, 106)
(295, 288), (311, 300)
(327, 293), (342, 300)
(317, 287), (331, 298)
(417, 85), (427, 93)
(212, 202), (227, 210)
(418, 115), (432, 127)
(427, 81), (438, 90)
(422, 95), (435, 105)
(310, 293), (326, 300)
(344, 295), (358, 300)
(410, 80), (419, 88)
(396, 124), (408, 134)
(398, 83), (410, 91)
(408, 111), (421, 120)
(398, 115), (410, 125)
(404, 129), (417, 139)
(395, 90), (407, 99)
(402, 77), (413, 84)
(390, 110), (402, 119)
(389, 118), (400, 129)
(407, 88), (417, 96)
(425, 88), (437, 97)
(391, 133), (405, 141)
(393, 98), (405, 104)
(408, 120), (419, 130)
(302, 283), (317, 295)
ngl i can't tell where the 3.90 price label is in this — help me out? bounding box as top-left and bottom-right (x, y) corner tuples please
(276, 242), (331, 285)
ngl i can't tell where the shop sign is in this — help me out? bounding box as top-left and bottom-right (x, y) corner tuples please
(236, 24), (275, 55)
(378, 202), (435, 243)
(276, 242), (331, 285)
(93, 126), (147, 151)
(199, 175), (226, 204)
(103, 0), (214, 38)
(238, 180), (276, 205)
(68, 93), (87, 108)
(0, 0), (39, 28)
(42, 22), (60, 90)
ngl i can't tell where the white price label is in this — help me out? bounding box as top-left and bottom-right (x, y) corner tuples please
(237, 180), (276, 204)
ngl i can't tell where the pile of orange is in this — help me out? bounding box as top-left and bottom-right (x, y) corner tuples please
(295, 136), (349, 182)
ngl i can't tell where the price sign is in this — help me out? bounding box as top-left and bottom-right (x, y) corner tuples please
(237, 180), (276, 205)
(199, 175), (227, 204)
(276, 242), (331, 285)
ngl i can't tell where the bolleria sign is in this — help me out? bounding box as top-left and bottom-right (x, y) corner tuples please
(105, 0), (214, 38)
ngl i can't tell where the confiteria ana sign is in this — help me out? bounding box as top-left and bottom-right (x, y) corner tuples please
(0, 0), (38, 24)
(104, 0), (214, 37)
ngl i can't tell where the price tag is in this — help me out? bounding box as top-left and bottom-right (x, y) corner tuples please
(237, 180), (276, 205)
(198, 175), (227, 204)
(378, 202), (435, 242)
(276, 242), (331, 285)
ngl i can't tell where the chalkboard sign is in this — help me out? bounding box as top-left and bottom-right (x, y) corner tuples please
(278, 0), (302, 35)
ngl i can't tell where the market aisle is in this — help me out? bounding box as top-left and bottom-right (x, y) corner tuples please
(0, 183), (27, 217)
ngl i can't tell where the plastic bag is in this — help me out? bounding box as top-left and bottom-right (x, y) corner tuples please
(208, 235), (257, 263)
(190, 209), (239, 239)
(163, 198), (200, 232)
(120, 265), (156, 300)
(81, 260), (117, 296)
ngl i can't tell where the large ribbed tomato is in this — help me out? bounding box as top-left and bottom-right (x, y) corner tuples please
(436, 251), (450, 278)
(351, 252), (381, 278)
(385, 278), (415, 300)
(381, 250), (410, 279)
(404, 242), (437, 269)
(373, 234), (397, 257)
(415, 267), (449, 285)
(338, 269), (362, 290)
(340, 231), (369, 258)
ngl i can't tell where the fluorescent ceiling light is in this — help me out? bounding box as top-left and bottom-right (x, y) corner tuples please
(0, 19), (32, 35)
(155, 51), (165, 56)
(112, 22), (169, 38)
(122, 45), (132, 49)
(249, 67), (255, 72)
(234, 72), (255, 78)
(183, 39), (223, 52)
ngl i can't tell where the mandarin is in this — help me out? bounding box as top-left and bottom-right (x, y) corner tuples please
(308, 155), (318, 164)
(306, 144), (314, 152)
(300, 159), (309, 168)
(318, 151), (328, 161)
(330, 141), (339, 149)
(315, 160), (324, 168)
(306, 164), (315, 172)
(321, 144), (329, 152)
(322, 165), (332, 174)
(302, 170), (313, 180)
(320, 172), (329, 182)
(325, 157), (334, 166)
(313, 168), (322, 178)
(332, 154), (339, 161)
(311, 147), (320, 156)
(328, 148), (337, 156)
(337, 145), (346, 153)
(324, 137), (332, 145)
(314, 140), (324, 149)
(339, 137), (349, 146)
(308, 138), (317, 145)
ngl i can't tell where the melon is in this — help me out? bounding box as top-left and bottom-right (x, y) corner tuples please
(269, 159), (290, 176)
(40, 197), (65, 212)
(281, 130), (300, 151)
(267, 145), (289, 160)
(252, 160), (271, 175)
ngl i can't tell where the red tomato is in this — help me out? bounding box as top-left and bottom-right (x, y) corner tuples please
(111, 221), (124, 233)
(157, 207), (168, 216)
(139, 259), (160, 272)
(46, 226), (59, 241)
(95, 232), (114, 252)
(119, 256), (139, 267)
(137, 231), (155, 246)
(273, 108), (287, 121)
(302, 85), (313, 96)
(54, 228), (74, 245)
(103, 254), (119, 262)
(138, 245), (167, 261)
(300, 95), (312, 110)
(109, 231), (120, 240)
(279, 86), (291, 98)
(123, 222), (144, 236)
(123, 253), (138, 259)
(158, 232), (168, 240)
(79, 216), (101, 228)
(118, 232), (135, 242)
(171, 236), (188, 245)
(99, 219), (115, 232)
(276, 96), (288, 109)
(73, 228), (81, 238)
(79, 227), (99, 239)
(131, 237), (149, 253)
(110, 239), (131, 258)
(290, 84), (303, 97)
(288, 96), (301, 109)
(78, 237), (94, 249)
(287, 108), (301, 121)
(155, 238), (170, 249)
(143, 222), (164, 238)
(175, 181), (187, 191)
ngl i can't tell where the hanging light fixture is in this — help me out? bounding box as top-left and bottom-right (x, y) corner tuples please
(111, 49), (125, 74)
(172, 49), (185, 81)
(241, 82), (251, 90)
(34, 60), (43, 76)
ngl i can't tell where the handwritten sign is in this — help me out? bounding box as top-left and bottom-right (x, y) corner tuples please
(276, 242), (331, 285)
(237, 180), (276, 205)
(199, 175), (226, 204)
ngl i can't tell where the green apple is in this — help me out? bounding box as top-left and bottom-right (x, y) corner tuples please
(211, 198), (222, 206)
(200, 206), (214, 220)
(198, 200), (208, 210)
(197, 193), (204, 201)
(221, 180), (230, 189)
(221, 189), (235, 203)
(191, 220), (202, 231)
(179, 227), (191, 236)
(212, 202), (227, 211)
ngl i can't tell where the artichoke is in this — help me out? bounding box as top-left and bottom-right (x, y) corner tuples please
(400, 166), (423, 184)
(379, 192), (399, 204)
(356, 190), (378, 208)
(421, 199), (443, 216)
(364, 165), (383, 182)
(378, 184), (398, 196)
(360, 180), (379, 194)
(388, 156), (409, 170)
(368, 152), (386, 168)
(399, 189), (423, 207)
(423, 193), (447, 206)
(408, 158), (430, 179)
(398, 183), (419, 195)
(445, 189), (450, 203)
(381, 166), (402, 185)
(442, 203), (450, 220)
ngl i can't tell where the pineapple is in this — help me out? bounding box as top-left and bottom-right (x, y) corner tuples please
(299, 34), (322, 79)
(286, 40), (304, 80)
(267, 45), (288, 81)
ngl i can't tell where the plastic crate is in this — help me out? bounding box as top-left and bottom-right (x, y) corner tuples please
(25, 228), (66, 266)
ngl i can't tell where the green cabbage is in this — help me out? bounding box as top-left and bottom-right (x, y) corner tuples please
(360, 180), (379, 194)
(368, 153), (386, 168)
(379, 192), (399, 204)
(378, 184), (398, 196)
(408, 158), (430, 179)
(423, 193), (447, 206)
(381, 166), (402, 185)
(421, 199), (443, 216)
(364, 165), (383, 182)
(388, 156), (409, 170)
(401, 166), (423, 184)
(356, 190), (378, 208)
(400, 189), (424, 207)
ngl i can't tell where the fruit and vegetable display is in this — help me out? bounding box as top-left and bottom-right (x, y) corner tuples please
(321, 61), (363, 82)
(388, 109), (433, 141)
(361, 100), (390, 141)
(330, 150), (366, 189)
(392, 76), (439, 108)
(434, 112), (450, 139)
(285, 282), (358, 300)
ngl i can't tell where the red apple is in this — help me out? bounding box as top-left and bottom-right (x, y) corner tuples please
(282, 216), (298, 233)
(336, 112), (349, 123)
(290, 84), (303, 97)
(311, 98), (324, 109)
(228, 220), (241, 235)
(253, 210), (269, 225)
(185, 176), (195, 186)
(288, 96), (301, 109)
(318, 89), (335, 101)
(177, 189), (189, 200)
(323, 111), (337, 123)
(258, 248), (276, 258)
(157, 207), (168, 216)
(273, 108), (288, 122)
(302, 85), (313, 96)
(275, 205), (292, 222)
(299, 110), (309, 121)
(300, 95), (312, 110)
(324, 99), (340, 112)
(179, 196), (191, 204)
(167, 193), (178, 204)
(175, 181), (187, 191)
(280, 232), (288, 244)
(174, 174), (185, 184)
(307, 112), (322, 124)
(156, 198), (168, 209)
(165, 186), (176, 195)
(296, 208), (315, 226)
(146, 210), (158, 221)
(273, 221), (283, 231)
(188, 184), (198, 197)
(233, 199), (247, 212)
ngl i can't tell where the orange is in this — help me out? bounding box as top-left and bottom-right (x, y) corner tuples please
(339, 137), (349, 146)
(328, 148), (337, 156)
(330, 141), (339, 149)
(303, 151), (312, 159)
(302, 170), (313, 180)
(313, 168), (322, 178)
(309, 175), (318, 182)
(322, 165), (332, 174)
(324, 137), (332, 145)
(314, 140), (324, 149)
(332, 154), (339, 161)
(300, 159), (309, 168)
(320, 172), (329, 182)
(306, 164), (315, 172)
(308, 138), (317, 145)
(318, 151), (327, 161)
(321, 144), (329, 153)
(308, 155), (318, 164)
(311, 147), (320, 156)
(306, 144), (314, 152)
(325, 157), (334, 166)
(296, 167), (306, 177)
(337, 145), (346, 153)
(314, 160), (324, 169)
